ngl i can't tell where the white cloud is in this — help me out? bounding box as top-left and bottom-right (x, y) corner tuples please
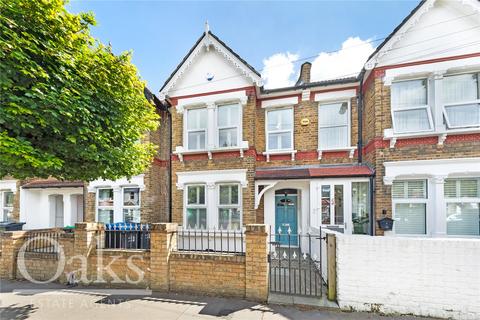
(261, 52), (299, 89)
(260, 37), (375, 89)
(310, 37), (375, 82)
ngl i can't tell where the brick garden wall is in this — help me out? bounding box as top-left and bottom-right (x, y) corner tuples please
(169, 253), (246, 297)
(0, 223), (269, 302)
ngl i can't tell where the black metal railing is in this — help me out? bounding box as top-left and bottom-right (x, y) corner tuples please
(268, 226), (323, 297)
(103, 223), (150, 250)
(176, 227), (245, 255)
(24, 231), (61, 253)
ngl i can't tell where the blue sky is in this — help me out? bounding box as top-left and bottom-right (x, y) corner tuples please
(68, 0), (420, 92)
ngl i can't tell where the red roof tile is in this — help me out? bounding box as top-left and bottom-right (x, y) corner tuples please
(255, 165), (373, 180)
(22, 180), (84, 189)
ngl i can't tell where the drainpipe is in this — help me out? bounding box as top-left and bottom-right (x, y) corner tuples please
(369, 175), (375, 236)
(357, 69), (365, 164)
(165, 101), (173, 223)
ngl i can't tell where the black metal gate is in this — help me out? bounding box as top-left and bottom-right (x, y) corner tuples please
(268, 227), (324, 297)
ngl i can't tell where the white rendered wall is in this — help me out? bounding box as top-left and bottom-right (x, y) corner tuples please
(335, 234), (480, 320)
(20, 187), (83, 229)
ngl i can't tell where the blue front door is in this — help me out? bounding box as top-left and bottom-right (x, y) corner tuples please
(275, 194), (298, 246)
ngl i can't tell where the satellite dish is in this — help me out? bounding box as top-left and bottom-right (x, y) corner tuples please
(206, 73), (214, 81)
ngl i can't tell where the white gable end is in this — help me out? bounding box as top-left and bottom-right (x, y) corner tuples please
(160, 33), (262, 99)
(369, 0), (480, 69)
(169, 48), (253, 97)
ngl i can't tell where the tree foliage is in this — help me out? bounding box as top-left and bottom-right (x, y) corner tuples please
(0, 0), (159, 181)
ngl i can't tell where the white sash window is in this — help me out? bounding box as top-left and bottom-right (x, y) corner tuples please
(391, 79), (433, 134)
(97, 188), (114, 224)
(1, 191), (14, 222)
(186, 185), (207, 229)
(266, 107), (294, 151)
(443, 73), (480, 129)
(186, 108), (207, 151)
(218, 184), (241, 230)
(217, 103), (240, 148)
(318, 102), (349, 150)
(392, 180), (428, 235)
(123, 187), (140, 223)
(444, 178), (480, 236)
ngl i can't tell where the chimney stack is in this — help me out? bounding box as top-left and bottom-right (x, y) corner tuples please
(296, 62), (311, 86)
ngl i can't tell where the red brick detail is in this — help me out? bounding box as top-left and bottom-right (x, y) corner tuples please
(362, 133), (480, 155)
(153, 158), (169, 167)
(255, 165), (373, 180)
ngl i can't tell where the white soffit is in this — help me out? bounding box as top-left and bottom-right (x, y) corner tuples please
(261, 96), (299, 109)
(384, 158), (480, 180)
(176, 169), (248, 189)
(0, 180), (17, 193)
(314, 89), (357, 102)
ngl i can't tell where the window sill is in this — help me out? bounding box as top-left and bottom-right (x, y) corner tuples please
(317, 147), (357, 159)
(174, 141), (249, 161)
(384, 127), (480, 148)
(262, 150), (297, 162)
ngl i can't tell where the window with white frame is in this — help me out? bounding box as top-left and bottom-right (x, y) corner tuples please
(97, 188), (114, 224)
(266, 107), (293, 151)
(443, 73), (480, 129)
(218, 184), (241, 230)
(319, 101), (349, 149)
(444, 178), (480, 236)
(1, 191), (14, 221)
(391, 79), (433, 133)
(123, 187), (140, 223)
(186, 185), (207, 229)
(217, 103), (240, 148)
(186, 108), (207, 150)
(392, 180), (428, 235)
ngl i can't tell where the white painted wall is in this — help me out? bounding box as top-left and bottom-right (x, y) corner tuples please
(335, 234), (480, 320)
(376, 0), (480, 67)
(169, 47), (253, 97)
(20, 187), (83, 229)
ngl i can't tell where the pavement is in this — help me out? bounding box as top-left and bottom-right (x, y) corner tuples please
(0, 280), (436, 320)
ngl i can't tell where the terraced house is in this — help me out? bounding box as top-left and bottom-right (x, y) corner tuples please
(1, 0), (479, 238)
(161, 0), (480, 238)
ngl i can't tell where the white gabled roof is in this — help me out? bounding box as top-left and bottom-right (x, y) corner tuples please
(365, 0), (480, 70)
(159, 30), (262, 100)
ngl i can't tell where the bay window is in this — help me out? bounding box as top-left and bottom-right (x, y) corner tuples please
(186, 185), (207, 229)
(1, 191), (14, 221)
(97, 188), (114, 224)
(217, 103), (240, 148)
(123, 187), (140, 223)
(318, 102), (349, 149)
(391, 79), (433, 133)
(392, 180), (427, 235)
(218, 184), (241, 230)
(444, 178), (480, 236)
(186, 108), (207, 150)
(266, 107), (293, 151)
(443, 73), (480, 129)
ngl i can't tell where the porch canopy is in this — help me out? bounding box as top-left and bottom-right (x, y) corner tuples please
(22, 180), (84, 189)
(255, 164), (374, 180)
(254, 164), (374, 209)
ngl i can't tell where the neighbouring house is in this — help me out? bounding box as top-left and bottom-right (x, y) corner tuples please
(0, 88), (171, 229)
(161, 0), (480, 238)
